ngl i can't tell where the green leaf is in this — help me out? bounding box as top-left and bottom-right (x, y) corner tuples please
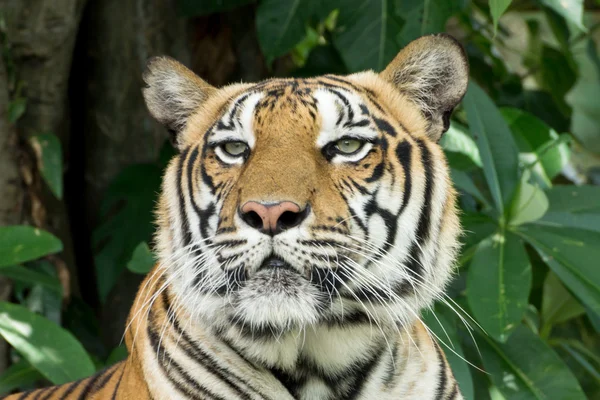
(0, 265), (62, 294)
(501, 108), (570, 184)
(127, 242), (156, 275)
(0, 360), (43, 395)
(558, 343), (600, 383)
(478, 325), (586, 400)
(543, 6), (571, 52)
(256, 0), (332, 63)
(539, 0), (586, 32)
(523, 90), (570, 133)
(295, 45), (348, 77)
(333, 0), (403, 71)
(396, 0), (461, 46)
(92, 164), (162, 302)
(541, 272), (585, 333)
(489, 0), (512, 34)
(106, 344), (128, 366)
(0, 226), (62, 268)
(535, 46), (577, 116)
(440, 122), (482, 168)
(518, 226), (600, 315)
(463, 82), (520, 217)
(451, 169), (492, 209)
(30, 134), (63, 199)
(508, 174), (549, 226)
(458, 214), (498, 266)
(543, 185), (600, 213)
(179, 0), (254, 16)
(423, 309), (474, 400)
(536, 185), (600, 233)
(566, 40), (600, 154)
(467, 232), (531, 342)
(8, 98), (26, 123)
(0, 301), (95, 385)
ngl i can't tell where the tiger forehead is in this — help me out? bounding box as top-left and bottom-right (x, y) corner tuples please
(252, 81), (320, 133)
(243, 77), (377, 137)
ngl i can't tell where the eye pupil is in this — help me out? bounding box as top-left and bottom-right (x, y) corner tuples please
(223, 141), (248, 157)
(335, 138), (362, 154)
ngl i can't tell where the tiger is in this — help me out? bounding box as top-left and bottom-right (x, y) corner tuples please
(5, 33), (469, 400)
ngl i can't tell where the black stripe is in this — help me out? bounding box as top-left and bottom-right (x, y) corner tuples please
(110, 364), (126, 400)
(146, 312), (226, 400)
(326, 89), (355, 123)
(344, 118), (370, 128)
(364, 91), (386, 113)
(323, 75), (363, 92)
(161, 290), (269, 400)
(37, 385), (60, 400)
(60, 378), (84, 398)
(400, 139), (433, 283)
(447, 383), (459, 399)
(79, 364), (119, 398)
(187, 146), (214, 243)
(16, 390), (35, 400)
(320, 310), (371, 327)
(177, 148), (192, 246)
(434, 341), (448, 400)
(76, 370), (106, 400)
(415, 139), (434, 244)
(365, 162), (384, 183)
(383, 341), (400, 387)
(345, 344), (387, 400)
(374, 117), (397, 137)
(348, 178), (369, 195)
(216, 94), (250, 131)
(395, 140), (412, 215)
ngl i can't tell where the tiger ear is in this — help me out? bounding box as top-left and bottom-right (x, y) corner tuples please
(380, 34), (469, 141)
(142, 56), (216, 145)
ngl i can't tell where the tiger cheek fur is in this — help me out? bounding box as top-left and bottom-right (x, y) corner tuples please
(5, 34), (467, 400)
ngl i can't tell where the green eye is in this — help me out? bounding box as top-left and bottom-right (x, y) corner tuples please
(222, 141), (249, 157)
(335, 139), (363, 154)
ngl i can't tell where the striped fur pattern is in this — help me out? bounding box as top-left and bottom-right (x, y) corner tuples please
(5, 34), (468, 399)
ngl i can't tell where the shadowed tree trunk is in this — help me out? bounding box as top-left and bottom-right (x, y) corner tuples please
(77, 0), (195, 348)
(0, 50), (20, 374)
(0, 0), (86, 372)
(0, 0), (87, 301)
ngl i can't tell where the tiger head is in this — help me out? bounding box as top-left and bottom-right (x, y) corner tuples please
(143, 34), (468, 337)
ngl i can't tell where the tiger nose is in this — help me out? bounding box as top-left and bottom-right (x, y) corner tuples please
(239, 201), (309, 236)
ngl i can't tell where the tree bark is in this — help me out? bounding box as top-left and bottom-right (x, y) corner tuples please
(78, 0), (193, 348)
(0, 0), (87, 299)
(0, 47), (20, 375)
(0, 0), (85, 372)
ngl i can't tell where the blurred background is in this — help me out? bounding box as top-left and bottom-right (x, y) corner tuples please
(0, 0), (599, 398)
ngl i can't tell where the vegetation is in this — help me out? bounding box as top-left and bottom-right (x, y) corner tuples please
(0, 0), (599, 398)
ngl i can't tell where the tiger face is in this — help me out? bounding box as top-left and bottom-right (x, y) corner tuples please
(143, 34), (468, 338)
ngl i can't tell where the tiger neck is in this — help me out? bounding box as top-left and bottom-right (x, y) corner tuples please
(125, 273), (414, 398)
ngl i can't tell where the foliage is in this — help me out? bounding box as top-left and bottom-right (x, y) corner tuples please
(1, 0), (600, 398)
(29, 134), (64, 200)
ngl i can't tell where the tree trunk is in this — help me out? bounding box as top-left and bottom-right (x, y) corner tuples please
(0, 48), (20, 375)
(0, 0), (85, 372)
(0, 0), (87, 300)
(77, 0), (193, 348)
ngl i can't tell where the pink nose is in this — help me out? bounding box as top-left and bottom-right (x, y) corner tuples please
(240, 201), (307, 235)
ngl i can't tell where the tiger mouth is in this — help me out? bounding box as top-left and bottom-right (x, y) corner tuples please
(257, 255), (296, 272)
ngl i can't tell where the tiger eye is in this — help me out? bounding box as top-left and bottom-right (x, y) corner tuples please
(335, 139), (363, 154)
(223, 142), (248, 156)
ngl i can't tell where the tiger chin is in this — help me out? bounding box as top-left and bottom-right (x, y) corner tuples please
(7, 34), (468, 399)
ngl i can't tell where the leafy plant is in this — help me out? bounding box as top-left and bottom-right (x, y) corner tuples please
(178, 1), (600, 398)
(1, 0), (600, 398)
